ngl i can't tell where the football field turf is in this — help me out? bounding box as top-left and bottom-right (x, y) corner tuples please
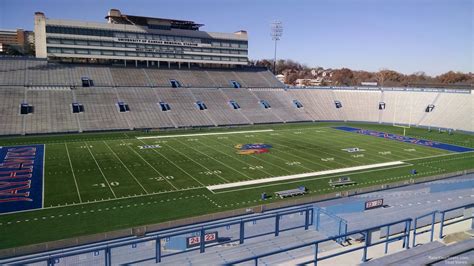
(0, 122), (473, 249)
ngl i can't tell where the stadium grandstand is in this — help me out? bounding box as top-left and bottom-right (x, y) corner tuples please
(0, 7), (472, 266)
(0, 58), (472, 135)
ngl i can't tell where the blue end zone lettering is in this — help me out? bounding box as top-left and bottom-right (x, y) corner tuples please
(333, 127), (474, 153)
(0, 144), (45, 214)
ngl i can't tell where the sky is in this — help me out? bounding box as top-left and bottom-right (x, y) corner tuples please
(0, 0), (472, 75)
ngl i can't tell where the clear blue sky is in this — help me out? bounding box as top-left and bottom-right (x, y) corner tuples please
(0, 0), (472, 75)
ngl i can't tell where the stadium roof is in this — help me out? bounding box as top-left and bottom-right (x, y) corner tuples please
(105, 9), (204, 31)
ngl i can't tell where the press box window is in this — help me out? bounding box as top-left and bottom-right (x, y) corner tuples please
(159, 102), (171, 111)
(379, 102), (386, 110)
(117, 102), (130, 113)
(335, 101), (343, 109)
(20, 103), (33, 115)
(81, 77), (94, 87)
(425, 104), (435, 113)
(230, 80), (241, 88)
(260, 100), (271, 109)
(196, 101), (208, 110)
(169, 79), (181, 88)
(293, 100), (303, 109)
(229, 100), (240, 110)
(72, 103), (84, 113)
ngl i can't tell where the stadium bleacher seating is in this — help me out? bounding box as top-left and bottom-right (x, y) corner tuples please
(362, 239), (474, 265)
(189, 88), (251, 125)
(0, 87), (25, 135)
(24, 88), (80, 134)
(115, 87), (176, 129)
(155, 88), (216, 127)
(0, 58), (472, 135)
(221, 88), (283, 124)
(251, 88), (313, 122)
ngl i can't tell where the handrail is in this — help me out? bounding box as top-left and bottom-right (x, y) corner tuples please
(226, 203), (474, 265)
(225, 218), (412, 265)
(0, 205), (314, 264)
(147, 205), (313, 238)
(439, 203), (474, 239)
(2, 201), (472, 265)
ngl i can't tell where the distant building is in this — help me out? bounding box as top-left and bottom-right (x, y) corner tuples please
(0, 29), (33, 53)
(296, 78), (323, 87)
(275, 74), (285, 83)
(0, 43), (8, 53)
(361, 81), (378, 86)
(34, 9), (249, 67)
(322, 70), (333, 77)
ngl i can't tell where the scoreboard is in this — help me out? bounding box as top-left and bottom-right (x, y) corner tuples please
(365, 198), (384, 210)
(186, 232), (218, 248)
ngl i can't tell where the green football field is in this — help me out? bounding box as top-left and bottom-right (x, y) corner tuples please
(0, 122), (473, 249)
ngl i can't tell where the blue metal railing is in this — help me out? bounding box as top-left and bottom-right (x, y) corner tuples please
(225, 203), (474, 265)
(225, 218), (412, 266)
(439, 203), (474, 239)
(2, 203), (472, 265)
(314, 207), (348, 243)
(154, 206), (316, 262)
(0, 205), (316, 265)
(412, 203), (474, 247)
(412, 211), (438, 247)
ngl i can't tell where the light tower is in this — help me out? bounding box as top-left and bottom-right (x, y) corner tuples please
(270, 21), (283, 74)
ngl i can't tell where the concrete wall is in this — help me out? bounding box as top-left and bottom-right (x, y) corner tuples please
(34, 12), (47, 58)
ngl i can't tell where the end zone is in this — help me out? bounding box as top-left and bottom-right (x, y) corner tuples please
(333, 126), (474, 153)
(0, 144), (45, 214)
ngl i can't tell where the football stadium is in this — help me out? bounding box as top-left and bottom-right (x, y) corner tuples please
(0, 3), (473, 266)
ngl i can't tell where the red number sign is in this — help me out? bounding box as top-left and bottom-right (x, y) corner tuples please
(365, 199), (384, 210)
(186, 232), (218, 248)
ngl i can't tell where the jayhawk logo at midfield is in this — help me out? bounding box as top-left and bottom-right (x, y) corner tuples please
(234, 143), (272, 155)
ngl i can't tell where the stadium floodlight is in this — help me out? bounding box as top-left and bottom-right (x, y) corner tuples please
(270, 21), (283, 74)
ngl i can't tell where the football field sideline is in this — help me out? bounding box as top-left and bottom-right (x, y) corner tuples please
(136, 129), (274, 139)
(206, 161), (407, 191)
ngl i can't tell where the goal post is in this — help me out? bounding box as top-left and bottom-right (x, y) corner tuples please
(392, 94), (412, 136)
(393, 123), (410, 136)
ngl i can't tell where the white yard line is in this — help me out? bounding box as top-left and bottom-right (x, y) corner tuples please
(103, 141), (149, 194)
(166, 139), (232, 183)
(84, 142), (117, 198)
(214, 163), (413, 194)
(136, 129), (274, 139)
(270, 134), (352, 168)
(207, 161), (406, 191)
(64, 143), (83, 203)
(136, 139), (207, 187)
(121, 140), (179, 190)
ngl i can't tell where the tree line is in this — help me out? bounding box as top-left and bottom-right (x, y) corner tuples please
(250, 59), (473, 87)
